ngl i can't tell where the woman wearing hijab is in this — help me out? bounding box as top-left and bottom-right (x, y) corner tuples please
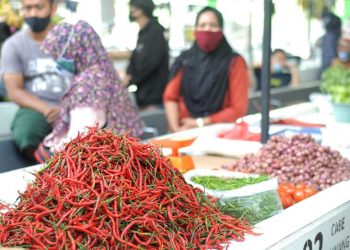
(35, 20), (145, 162)
(163, 7), (249, 132)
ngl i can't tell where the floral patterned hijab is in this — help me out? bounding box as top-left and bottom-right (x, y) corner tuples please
(41, 20), (144, 141)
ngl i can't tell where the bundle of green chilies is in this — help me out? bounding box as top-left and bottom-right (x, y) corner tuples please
(0, 127), (254, 249)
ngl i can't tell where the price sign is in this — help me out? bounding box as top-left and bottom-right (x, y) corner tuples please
(273, 203), (350, 250)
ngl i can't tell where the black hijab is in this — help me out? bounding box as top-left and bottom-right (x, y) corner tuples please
(169, 37), (237, 118)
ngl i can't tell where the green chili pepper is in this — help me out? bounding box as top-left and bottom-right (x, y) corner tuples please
(191, 175), (269, 191)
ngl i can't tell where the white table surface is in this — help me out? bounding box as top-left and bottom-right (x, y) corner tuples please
(1, 102), (350, 249)
(1, 165), (349, 249)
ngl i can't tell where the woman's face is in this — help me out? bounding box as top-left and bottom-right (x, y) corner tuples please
(195, 11), (221, 32)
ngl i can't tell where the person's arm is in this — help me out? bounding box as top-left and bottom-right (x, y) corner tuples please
(4, 74), (58, 122)
(126, 50), (136, 83)
(208, 56), (249, 123)
(164, 101), (181, 132)
(288, 64), (300, 87)
(1, 41), (57, 122)
(163, 70), (182, 132)
(129, 28), (168, 85)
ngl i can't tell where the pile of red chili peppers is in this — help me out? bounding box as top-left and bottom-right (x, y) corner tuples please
(0, 127), (254, 249)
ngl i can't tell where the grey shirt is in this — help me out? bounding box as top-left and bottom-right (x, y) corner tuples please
(0, 29), (69, 105)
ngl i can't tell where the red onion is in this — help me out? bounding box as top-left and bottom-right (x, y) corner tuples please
(225, 135), (350, 190)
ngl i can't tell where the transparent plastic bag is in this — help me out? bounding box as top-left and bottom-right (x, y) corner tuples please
(184, 169), (283, 224)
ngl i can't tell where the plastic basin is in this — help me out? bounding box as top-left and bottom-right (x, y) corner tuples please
(332, 102), (350, 123)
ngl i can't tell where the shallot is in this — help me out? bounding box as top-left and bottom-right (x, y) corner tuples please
(224, 135), (350, 190)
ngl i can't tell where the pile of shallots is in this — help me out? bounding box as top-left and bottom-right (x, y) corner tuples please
(224, 135), (350, 190)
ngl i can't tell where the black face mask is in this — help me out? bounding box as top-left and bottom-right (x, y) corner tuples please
(25, 14), (51, 33)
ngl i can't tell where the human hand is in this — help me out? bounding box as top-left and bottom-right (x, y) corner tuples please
(122, 74), (132, 87)
(179, 117), (197, 130)
(44, 106), (60, 124)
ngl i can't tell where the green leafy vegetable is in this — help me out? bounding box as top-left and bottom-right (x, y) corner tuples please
(321, 64), (350, 104)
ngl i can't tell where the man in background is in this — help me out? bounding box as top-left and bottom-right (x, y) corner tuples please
(320, 8), (342, 76)
(124, 0), (169, 111)
(1, 0), (70, 161)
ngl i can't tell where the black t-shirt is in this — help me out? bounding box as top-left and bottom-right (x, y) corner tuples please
(254, 67), (291, 91)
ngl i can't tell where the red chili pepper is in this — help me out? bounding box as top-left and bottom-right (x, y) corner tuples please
(0, 127), (254, 249)
(67, 231), (76, 250)
(21, 228), (46, 249)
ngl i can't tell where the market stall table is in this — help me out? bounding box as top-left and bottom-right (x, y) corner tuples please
(1, 102), (350, 249)
(192, 155), (239, 170)
(1, 165), (350, 249)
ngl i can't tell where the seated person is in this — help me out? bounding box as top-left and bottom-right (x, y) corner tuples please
(1, 0), (69, 161)
(35, 20), (145, 162)
(331, 37), (350, 69)
(254, 49), (300, 90)
(163, 7), (249, 132)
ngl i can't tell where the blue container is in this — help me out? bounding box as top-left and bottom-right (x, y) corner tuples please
(332, 102), (350, 123)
